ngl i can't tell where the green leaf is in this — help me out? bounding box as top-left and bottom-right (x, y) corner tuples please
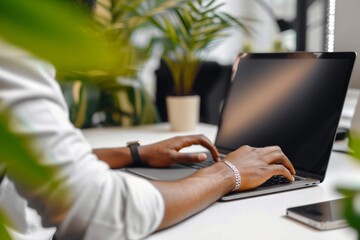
(201, 3), (225, 16)
(205, 0), (217, 8)
(188, 2), (202, 15)
(0, 113), (60, 192)
(0, 209), (11, 240)
(0, 0), (118, 72)
(164, 18), (178, 46)
(337, 188), (360, 236)
(348, 132), (360, 161)
(146, 0), (186, 16)
(175, 9), (191, 32)
(220, 12), (252, 35)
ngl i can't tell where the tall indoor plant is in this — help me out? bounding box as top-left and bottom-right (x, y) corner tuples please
(147, 0), (251, 131)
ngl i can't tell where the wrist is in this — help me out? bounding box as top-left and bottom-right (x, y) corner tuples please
(221, 160), (241, 191)
(201, 162), (235, 195)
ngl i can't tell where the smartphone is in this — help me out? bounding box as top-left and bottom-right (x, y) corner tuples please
(286, 198), (349, 230)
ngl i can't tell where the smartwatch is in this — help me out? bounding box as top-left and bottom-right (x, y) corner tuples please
(126, 141), (142, 166)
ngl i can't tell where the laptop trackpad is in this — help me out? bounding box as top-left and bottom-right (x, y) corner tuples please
(126, 165), (197, 181)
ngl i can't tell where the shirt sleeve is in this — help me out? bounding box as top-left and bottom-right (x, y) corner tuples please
(0, 43), (164, 240)
(0, 176), (56, 240)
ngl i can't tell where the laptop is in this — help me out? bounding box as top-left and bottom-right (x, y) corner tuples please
(126, 52), (356, 201)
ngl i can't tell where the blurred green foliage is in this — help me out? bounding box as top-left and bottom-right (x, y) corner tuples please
(0, 0), (121, 72)
(337, 188), (360, 238)
(339, 133), (360, 238)
(0, 208), (11, 240)
(0, 0), (123, 237)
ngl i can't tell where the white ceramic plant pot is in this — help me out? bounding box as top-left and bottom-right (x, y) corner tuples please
(166, 95), (200, 131)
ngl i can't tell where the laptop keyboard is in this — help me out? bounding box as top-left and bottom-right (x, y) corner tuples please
(259, 175), (290, 187)
(179, 152), (222, 169)
(180, 158), (216, 169)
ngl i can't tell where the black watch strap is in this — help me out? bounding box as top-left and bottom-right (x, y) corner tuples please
(127, 141), (142, 166)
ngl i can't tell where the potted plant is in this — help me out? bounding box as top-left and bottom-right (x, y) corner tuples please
(147, 0), (252, 131)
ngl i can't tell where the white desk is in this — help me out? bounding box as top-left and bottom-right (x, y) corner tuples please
(83, 123), (360, 240)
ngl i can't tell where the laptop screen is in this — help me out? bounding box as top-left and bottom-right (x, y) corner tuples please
(215, 52), (355, 181)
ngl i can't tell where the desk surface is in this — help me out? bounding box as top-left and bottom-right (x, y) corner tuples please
(83, 123), (360, 240)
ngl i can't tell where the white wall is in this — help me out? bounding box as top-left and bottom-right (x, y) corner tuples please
(334, 0), (360, 88)
(207, 0), (294, 64)
(306, 0), (326, 51)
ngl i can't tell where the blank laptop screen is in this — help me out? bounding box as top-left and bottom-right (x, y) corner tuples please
(215, 53), (355, 180)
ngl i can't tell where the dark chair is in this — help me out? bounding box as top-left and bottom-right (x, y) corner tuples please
(155, 60), (233, 125)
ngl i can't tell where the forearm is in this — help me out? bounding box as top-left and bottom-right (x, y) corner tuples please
(151, 162), (234, 230)
(93, 147), (132, 168)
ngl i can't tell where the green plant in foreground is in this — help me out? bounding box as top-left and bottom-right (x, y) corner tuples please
(0, 0), (126, 237)
(0, 111), (65, 239)
(339, 133), (360, 238)
(337, 188), (360, 238)
(0, 209), (11, 240)
(0, 0), (121, 72)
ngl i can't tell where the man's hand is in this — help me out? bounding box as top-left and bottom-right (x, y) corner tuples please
(223, 145), (296, 191)
(152, 144), (295, 230)
(139, 135), (220, 168)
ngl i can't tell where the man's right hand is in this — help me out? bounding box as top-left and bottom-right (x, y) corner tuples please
(223, 145), (296, 191)
(152, 144), (295, 230)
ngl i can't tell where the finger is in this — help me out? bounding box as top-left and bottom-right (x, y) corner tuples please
(194, 135), (220, 161)
(260, 145), (283, 154)
(171, 151), (207, 163)
(268, 165), (295, 182)
(273, 155), (296, 175)
(175, 135), (220, 161)
(263, 147), (296, 175)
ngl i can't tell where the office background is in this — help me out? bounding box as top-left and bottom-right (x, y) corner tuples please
(141, 0), (360, 102)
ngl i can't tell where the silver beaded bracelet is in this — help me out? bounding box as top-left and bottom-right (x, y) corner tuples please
(221, 160), (241, 191)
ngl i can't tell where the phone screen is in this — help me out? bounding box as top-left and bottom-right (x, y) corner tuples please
(286, 198), (348, 230)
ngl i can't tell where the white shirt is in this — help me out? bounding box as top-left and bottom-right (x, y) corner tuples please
(0, 42), (164, 240)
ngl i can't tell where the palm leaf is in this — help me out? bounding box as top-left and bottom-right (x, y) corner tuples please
(175, 9), (191, 34)
(219, 12), (252, 35)
(146, 0), (186, 16)
(199, 3), (225, 15)
(205, 0), (217, 8)
(164, 18), (179, 46)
